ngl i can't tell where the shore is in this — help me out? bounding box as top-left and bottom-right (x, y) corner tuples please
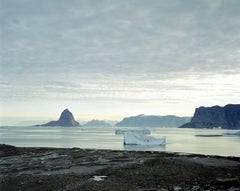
(0, 144), (239, 191)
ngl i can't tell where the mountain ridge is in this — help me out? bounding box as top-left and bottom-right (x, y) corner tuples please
(115, 114), (190, 127)
(83, 119), (112, 127)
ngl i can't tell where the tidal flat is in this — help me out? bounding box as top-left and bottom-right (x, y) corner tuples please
(0, 144), (239, 191)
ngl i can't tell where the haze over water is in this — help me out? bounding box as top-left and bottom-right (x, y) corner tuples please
(0, 126), (239, 157)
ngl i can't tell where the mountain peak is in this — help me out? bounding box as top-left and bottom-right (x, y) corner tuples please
(63, 109), (70, 113)
(59, 109), (74, 121)
(38, 109), (80, 127)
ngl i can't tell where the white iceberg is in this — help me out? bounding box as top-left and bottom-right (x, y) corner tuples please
(115, 128), (151, 135)
(222, 130), (240, 136)
(124, 132), (166, 146)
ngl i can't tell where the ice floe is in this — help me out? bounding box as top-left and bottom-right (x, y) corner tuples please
(124, 132), (166, 146)
(222, 130), (240, 136)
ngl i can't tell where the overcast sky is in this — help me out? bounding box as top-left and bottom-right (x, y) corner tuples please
(0, 0), (240, 124)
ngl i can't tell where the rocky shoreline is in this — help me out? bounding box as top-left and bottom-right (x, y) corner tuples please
(0, 144), (239, 191)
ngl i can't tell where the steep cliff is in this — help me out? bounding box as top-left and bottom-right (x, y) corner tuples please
(179, 104), (240, 129)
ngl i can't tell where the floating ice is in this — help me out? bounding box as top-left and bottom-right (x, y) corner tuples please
(222, 130), (240, 136)
(124, 132), (166, 146)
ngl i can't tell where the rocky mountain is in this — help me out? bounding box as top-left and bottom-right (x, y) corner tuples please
(38, 109), (80, 127)
(179, 104), (240, 129)
(83, 120), (112, 127)
(115, 114), (190, 127)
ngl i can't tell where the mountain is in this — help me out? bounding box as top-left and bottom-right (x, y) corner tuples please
(115, 114), (190, 127)
(83, 120), (112, 127)
(37, 109), (80, 127)
(179, 104), (240, 129)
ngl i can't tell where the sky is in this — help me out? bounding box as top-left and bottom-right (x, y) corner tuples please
(0, 0), (240, 125)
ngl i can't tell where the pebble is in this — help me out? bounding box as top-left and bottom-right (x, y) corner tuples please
(228, 188), (240, 191)
(92, 175), (107, 181)
(173, 186), (182, 191)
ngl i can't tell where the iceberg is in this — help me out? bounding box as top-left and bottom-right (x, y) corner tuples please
(222, 130), (240, 136)
(124, 132), (166, 146)
(115, 128), (151, 135)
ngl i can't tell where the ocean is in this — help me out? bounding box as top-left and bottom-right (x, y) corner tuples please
(0, 126), (239, 157)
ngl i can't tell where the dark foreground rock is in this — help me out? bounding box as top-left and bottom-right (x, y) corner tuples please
(180, 104), (240, 129)
(0, 144), (240, 191)
(37, 109), (80, 127)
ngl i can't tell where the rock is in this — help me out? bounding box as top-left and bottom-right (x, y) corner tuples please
(228, 188), (240, 191)
(173, 186), (182, 191)
(179, 104), (240, 129)
(215, 177), (240, 188)
(0, 144), (19, 157)
(92, 175), (107, 181)
(38, 109), (80, 127)
(1, 145), (240, 191)
(129, 189), (165, 191)
(83, 120), (112, 127)
(115, 114), (190, 127)
(190, 185), (201, 191)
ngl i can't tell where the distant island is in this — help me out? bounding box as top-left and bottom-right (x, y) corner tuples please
(36, 109), (81, 127)
(33, 104), (240, 129)
(83, 120), (112, 127)
(115, 114), (190, 127)
(179, 104), (240, 129)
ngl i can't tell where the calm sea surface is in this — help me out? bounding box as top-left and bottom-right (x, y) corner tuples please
(0, 126), (239, 157)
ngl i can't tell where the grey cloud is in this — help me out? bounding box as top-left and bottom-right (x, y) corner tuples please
(2, 0), (240, 75)
(1, 0), (240, 104)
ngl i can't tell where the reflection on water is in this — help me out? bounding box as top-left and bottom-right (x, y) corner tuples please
(0, 126), (239, 157)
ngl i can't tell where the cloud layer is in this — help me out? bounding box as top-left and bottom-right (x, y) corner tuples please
(1, 0), (240, 118)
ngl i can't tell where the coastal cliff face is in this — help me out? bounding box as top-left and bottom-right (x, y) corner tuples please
(115, 114), (190, 127)
(39, 109), (80, 127)
(180, 104), (240, 129)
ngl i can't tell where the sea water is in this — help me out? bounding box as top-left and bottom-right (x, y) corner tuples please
(0, 126), (239, 157)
